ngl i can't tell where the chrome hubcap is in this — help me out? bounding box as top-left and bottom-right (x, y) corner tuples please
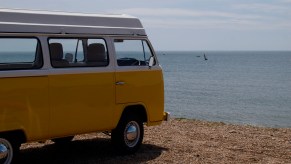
(126, 125), (137, 141)
(124, 121), (140, 147)
(0, 144), (8, 159)
(0, 138), (13, 164)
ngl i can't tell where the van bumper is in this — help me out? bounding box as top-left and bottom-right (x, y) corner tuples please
(163, 112), (171, 121)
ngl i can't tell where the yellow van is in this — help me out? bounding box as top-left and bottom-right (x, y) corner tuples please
(0, 9), (169, 163)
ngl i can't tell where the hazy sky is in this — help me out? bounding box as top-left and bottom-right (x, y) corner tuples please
(1, 0), (291, 51)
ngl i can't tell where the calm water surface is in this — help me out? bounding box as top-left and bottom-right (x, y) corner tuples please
(157, 51), (291, 128)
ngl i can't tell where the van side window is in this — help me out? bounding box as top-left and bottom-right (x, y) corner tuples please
(0, 38), (43, 70)
(114, 39), (155, 66)
(49, 38), (108, 68)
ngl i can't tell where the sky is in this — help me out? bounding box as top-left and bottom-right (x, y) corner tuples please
(1, 0), (291, 51)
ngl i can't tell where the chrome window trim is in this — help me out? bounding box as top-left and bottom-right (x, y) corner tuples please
(0, 67), (115, 78)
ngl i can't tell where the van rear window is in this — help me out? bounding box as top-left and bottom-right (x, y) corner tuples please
(0, 38), (43, 70)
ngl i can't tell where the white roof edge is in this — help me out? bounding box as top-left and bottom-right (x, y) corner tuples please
(0, 8), (146, 36)
(0, 8), (136, 19)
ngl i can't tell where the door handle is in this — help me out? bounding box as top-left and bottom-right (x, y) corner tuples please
(116, 81), (125, 85)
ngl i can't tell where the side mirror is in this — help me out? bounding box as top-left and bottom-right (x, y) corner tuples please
(149, 56), (154, 68)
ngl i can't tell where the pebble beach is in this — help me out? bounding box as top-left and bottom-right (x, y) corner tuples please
(18, 118), (291, 163)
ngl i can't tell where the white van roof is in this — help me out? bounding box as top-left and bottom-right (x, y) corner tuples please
(0, 8), (146, 36)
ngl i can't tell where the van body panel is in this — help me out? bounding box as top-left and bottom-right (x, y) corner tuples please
(115, 68), (164, 122)
(0, 76), (50, 140)
(48, 71), (115, 137)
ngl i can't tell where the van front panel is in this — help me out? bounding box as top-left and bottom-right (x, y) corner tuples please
(115, 69), (164, 123)
(113, 38), (165, 124)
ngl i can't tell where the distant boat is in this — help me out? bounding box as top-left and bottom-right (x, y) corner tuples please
(196, 55), (201, 57)
(204, 53), (208, 60)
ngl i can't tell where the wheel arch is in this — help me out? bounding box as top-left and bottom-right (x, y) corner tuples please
(0, 129), (27, 145)
(120, 104), (148, 123)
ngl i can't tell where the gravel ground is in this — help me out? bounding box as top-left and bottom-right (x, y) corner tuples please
(18, 119), (291, 164)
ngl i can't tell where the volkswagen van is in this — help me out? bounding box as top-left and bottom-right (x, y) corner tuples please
(0, 9), (169, 163)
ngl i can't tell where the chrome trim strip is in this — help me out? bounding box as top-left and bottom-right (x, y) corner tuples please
(0, 65), (161, 78)
(0, 67), (115, 78)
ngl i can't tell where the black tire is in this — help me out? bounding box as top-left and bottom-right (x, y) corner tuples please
(0, 137), (18, 164)
(52, 136), (74, 144)
(111, 114), (144, 154)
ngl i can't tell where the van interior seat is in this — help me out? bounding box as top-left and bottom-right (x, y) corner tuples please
(86, 43), (107, 66)
(65, 53), (74, 63)
(49, 43), (69, 67)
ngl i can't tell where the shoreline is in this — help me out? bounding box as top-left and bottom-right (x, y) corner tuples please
(19, 118), (291, 163)
(174, 117), (291, 129)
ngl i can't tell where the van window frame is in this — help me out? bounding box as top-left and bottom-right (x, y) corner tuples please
(0, 36), (43, 71)
(114, 38), (156, 67)
(47, 37), (109, 68)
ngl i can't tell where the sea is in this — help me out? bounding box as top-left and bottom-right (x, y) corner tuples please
(157, 51), (291, 128)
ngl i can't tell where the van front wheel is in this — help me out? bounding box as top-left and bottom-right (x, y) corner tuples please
(111, 115), (144, 154)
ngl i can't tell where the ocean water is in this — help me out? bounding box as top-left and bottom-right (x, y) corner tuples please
(157, 51), (291, 128)
(0, 52), (35, 63)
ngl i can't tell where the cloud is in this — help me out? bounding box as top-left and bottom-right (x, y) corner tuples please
(112, 8), (291, 30)
(232, 3), (288, 13)
(142, 18), (266, 30)
(114, 8), (261, 20)
(280, 0), (291, 3)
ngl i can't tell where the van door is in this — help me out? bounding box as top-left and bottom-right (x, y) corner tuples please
(48, 38), (115, 137)
(114, 39), (164, 122)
